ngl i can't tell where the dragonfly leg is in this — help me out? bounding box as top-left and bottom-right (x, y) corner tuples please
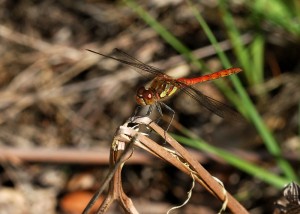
(146, 104), (156, 116)
(132, 103), (175, 143)
(153, 103), (162, 131)
(156, 102), (175, 142)
(133, 105), (142, 117)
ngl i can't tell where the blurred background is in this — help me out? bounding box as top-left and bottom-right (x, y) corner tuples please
(0, 0), (299, 213)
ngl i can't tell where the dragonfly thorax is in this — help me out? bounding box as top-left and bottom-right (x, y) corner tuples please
(135, 86), (157, 105)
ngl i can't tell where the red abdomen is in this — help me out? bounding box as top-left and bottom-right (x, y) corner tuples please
(177, 67), (242, 85)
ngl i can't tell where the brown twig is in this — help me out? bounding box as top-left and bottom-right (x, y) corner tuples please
(132, 117), (248, 213)
(83, 116), (248, 213)
(83, 120), (141, 214)
(146, 120), (248, 213)
(0, 144), (214, 165)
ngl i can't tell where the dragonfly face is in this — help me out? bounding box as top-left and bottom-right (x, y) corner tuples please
(135, 86), (157, 105)
(135, 77), (179, 105)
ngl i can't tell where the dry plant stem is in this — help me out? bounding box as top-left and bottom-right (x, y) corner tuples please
(83, 116), (248, 213)
(96, 139), (138, 214)
(131, 117), (249, 214)
(0, 147), (154, 165)
(83, 133), (139, 214)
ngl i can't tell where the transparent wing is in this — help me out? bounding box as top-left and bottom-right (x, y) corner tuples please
(177, 82), (243, 122)
(87, 49), (167, 77)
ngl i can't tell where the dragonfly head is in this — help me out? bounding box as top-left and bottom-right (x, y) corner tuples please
(135, 86), (156, 105)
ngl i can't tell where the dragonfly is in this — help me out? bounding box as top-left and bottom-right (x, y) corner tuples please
(87, 49), (242, 121)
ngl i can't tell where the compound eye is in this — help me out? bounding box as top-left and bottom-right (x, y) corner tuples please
(135, 87), (155, 105)
(136, 87), (145, 98)
(143, 90), (152, 100)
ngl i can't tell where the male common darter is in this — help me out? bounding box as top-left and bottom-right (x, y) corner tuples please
(87, 49), (242, 121)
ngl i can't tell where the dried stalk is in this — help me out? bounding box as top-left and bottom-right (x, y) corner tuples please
(83, 116), (249, 214)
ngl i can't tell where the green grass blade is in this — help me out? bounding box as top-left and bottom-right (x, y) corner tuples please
(219, 0), (297, 180)
(124, 0), (202, 69)
(187, 1), (246, 115)
(218, 2), (252, 80)
(249, 34), (265, 86)
(249, 0), (300, 36)
(173, 134), (290, 188)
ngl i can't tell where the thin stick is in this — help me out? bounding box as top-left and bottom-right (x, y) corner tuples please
(82, 134), (138, 214)
(131, 117), (249, 214)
